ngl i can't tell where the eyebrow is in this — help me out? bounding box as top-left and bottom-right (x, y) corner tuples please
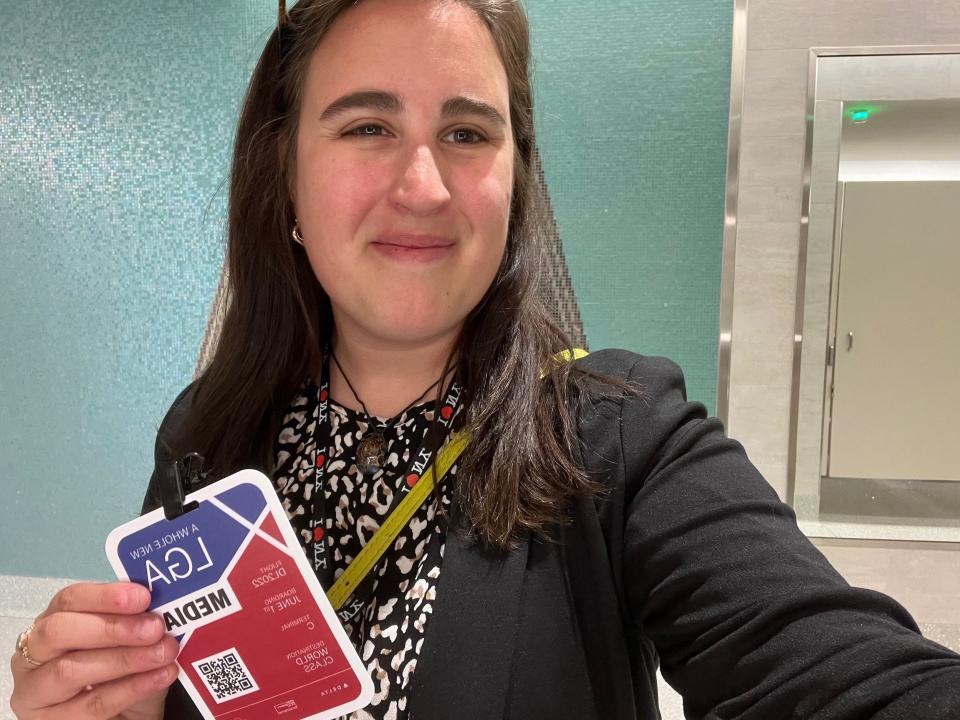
(319, 90), (507, 127)
(319, 90), (402, 120)
(441, 96), (507, 128)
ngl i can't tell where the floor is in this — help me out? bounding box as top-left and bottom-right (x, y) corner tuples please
(2, 539), (958, 720)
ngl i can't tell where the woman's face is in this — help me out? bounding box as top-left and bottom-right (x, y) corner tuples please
(293, 0), (515, 349)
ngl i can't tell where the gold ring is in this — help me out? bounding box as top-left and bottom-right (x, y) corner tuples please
(15, 624), (43, 667)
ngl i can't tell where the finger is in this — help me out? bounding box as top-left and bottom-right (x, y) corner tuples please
(27, 611), (165, 664)
(54, 663), (177, 720)
(16, 636), (179, 706)
(39, 582), (151, 620)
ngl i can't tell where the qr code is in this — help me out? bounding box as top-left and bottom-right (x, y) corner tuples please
(192, 647), (259, 703)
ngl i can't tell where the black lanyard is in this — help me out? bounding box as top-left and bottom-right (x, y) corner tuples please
(310, 352), (464, 625)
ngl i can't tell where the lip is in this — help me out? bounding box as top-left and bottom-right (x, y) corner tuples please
(372, 234), (455, 249)
(371, 234), (455, 263)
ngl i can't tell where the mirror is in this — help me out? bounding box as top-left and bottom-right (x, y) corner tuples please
(792, 53), (960, 542)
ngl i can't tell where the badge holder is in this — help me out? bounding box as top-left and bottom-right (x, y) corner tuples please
(160, 452), (206, 521)
(106, 468), (373, 720)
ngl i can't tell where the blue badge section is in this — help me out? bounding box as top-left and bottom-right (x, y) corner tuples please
(117, 498), (253, 609)
(217, 482), (268, 525)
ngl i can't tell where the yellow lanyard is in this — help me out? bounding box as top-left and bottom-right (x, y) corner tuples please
(326, 348), (588, 611)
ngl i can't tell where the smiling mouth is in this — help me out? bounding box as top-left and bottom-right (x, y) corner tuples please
(371, 236), (455, 263)
(372, 234), (455, 249)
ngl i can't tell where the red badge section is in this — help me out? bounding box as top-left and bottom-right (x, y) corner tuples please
(176, 511), (364, 718)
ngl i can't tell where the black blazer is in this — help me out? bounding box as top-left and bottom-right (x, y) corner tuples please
(143, 349), (960, 719)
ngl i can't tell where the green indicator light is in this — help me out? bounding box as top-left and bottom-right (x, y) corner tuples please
(851, 109), (870, 123)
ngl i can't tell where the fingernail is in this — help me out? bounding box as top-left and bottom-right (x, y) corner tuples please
(151, 642), (166, 662)
(139, 616), (161, 640)
(124, 586), (147, 610)
(155, 664), (177, 684)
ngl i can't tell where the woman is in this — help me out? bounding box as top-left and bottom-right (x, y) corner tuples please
(9, 1), (960, 718)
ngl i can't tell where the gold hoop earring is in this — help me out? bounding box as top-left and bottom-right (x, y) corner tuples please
(291, 220), (304, 246)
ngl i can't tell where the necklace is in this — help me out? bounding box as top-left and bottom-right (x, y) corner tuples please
(329, 350), (452, 476)
(309, 352), (465, 608)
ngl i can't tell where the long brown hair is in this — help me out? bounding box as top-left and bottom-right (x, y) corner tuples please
(173, 0), (628, 548)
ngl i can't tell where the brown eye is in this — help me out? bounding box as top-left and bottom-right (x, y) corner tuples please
(345, 124), (389, 137)
(444, 128), (486, 145)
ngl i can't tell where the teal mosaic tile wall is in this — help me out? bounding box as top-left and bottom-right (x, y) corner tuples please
(0, 1), (732, 580)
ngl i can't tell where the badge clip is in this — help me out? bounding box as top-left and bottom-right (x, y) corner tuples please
(161, 452), (207, 521)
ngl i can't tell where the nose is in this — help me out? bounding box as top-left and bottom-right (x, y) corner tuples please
(388, 144), (451, 215)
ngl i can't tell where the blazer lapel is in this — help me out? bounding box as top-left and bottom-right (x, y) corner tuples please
(409, 504), (530, 720)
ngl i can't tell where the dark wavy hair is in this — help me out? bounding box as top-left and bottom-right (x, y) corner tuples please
(173, 0), (627, 548)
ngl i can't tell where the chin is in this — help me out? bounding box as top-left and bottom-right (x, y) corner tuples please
(382, 319), (463, 345)
(367, 308), (467, 347)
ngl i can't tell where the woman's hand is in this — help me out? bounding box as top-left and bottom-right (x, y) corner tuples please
(9, 581), (178, 719)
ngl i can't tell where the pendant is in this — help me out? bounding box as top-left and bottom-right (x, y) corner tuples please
(356, 430), (386, 476)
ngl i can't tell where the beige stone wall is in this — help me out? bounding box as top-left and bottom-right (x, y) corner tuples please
(727, 0), (960, 500)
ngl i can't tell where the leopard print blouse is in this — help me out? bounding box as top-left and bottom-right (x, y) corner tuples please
(272, 379), (455, 720)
